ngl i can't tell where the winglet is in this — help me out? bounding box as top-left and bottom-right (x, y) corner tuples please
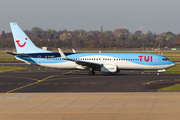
(58, 48), (68, 60)
(72, 48), (76, 53)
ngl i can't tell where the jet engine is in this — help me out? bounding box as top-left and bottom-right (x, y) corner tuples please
(100, 64), (118, 73)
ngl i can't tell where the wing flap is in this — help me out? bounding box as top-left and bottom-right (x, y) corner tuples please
(75, 61), (101, 68)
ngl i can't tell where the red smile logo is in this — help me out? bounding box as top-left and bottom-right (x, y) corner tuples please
(16, 38), (27, 47)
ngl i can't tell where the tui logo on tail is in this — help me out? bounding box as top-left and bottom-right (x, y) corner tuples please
(16, 38), (27, 47)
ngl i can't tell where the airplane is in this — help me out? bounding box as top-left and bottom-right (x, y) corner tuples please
(8, 22), (175, 75)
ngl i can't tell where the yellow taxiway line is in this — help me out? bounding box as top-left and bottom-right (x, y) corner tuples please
(0, 70), (74, 95)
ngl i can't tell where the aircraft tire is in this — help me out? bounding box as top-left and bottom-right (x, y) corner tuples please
(92, 71), (95, 75)
(88, 71), (95, 75)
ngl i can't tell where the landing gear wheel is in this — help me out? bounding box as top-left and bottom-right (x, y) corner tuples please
(88, 70), (95, 75)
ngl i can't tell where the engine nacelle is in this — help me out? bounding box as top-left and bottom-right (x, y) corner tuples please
(100, 64), (118, 73)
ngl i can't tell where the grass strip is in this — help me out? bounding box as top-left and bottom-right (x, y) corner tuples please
(0, 66), (28, 72)
(164, 64), (180, 74)
(145, 65), (180, 74)
(159, 84), (180, 91)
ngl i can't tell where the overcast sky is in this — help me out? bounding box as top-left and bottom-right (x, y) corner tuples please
(1, 0), (180, 34)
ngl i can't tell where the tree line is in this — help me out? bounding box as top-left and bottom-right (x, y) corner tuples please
(0, 26), (180, 50)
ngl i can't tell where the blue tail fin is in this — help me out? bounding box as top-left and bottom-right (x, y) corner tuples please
(10, 22), (51, 54)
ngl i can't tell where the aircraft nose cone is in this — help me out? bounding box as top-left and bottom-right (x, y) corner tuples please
(170, 61), (176, 67)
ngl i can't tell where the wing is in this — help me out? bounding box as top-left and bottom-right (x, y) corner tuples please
(58, 48), (101, 70)
(75, 60), (101, 69)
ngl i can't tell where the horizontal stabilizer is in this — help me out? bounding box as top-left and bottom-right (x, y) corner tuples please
(6, 52), (29, 57)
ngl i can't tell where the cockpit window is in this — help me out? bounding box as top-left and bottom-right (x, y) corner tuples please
(162, 58), (169, 61)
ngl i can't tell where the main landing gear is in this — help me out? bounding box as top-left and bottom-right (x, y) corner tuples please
(88, 69), (95, 75)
